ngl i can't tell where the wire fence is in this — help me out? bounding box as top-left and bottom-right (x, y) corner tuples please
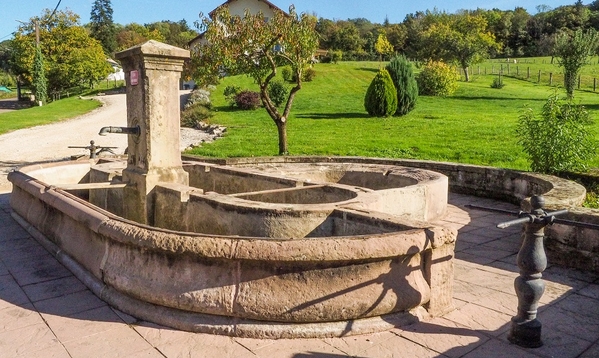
(458, 64), (599, 93)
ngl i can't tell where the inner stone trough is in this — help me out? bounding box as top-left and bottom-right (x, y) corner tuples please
(7, 41), (457, 338)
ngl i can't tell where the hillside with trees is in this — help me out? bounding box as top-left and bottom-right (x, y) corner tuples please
(3, 1), (599, 103)
(315, 1), (599, 60)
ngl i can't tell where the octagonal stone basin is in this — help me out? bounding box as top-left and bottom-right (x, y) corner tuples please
(8, 158), (456, 338)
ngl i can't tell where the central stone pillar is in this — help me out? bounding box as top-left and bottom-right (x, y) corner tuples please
(115, 40), (190, 225)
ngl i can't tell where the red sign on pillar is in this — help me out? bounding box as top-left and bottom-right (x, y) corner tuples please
(130, 70), (139, 86)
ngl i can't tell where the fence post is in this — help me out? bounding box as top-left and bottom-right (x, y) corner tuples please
(517, 66), (519, 76)
(485, 67), (487, 75)
(549, 73), (553, 86)
(478, 66), (481, 75)
(507, 63), (510, 75)
(594, 78), (596, 92)
(538, 70), (541, 83)
(492, 65), (495, 74)
(527, 67), (530, 79)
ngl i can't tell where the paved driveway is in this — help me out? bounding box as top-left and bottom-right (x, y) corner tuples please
(0, 94), (128, 191)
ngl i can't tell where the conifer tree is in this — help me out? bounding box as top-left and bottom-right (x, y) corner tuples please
(364, 69), (397, 117)
(90, 0), (117, 55)
(32, 46), (47, 105)
(386, 55), (418, 116)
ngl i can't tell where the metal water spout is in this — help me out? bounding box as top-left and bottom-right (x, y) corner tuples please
(98, 125), (140, 136)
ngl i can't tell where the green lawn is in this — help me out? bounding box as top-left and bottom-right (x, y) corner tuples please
(188, 61), (599, 171)
(0, 96), (101, 135)
(3, 62), (598, 173)
(0, 81), (124, 135)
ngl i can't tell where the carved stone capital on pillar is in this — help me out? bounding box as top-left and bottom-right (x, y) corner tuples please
(115, 40), (190, 69)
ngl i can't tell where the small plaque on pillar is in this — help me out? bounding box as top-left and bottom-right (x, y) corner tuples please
(130, 70), (139, 86)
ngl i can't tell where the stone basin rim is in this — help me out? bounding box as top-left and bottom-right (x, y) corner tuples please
(8, 169), (449, 262)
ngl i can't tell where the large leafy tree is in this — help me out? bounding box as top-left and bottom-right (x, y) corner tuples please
(10, 9), (112, 95)
(89, 0), (117, 55)
(191, 6), (319, 155)
(0, 40), (11, 73)
(553, 29), (599, 98)
(403, 10), (449, 61)
(385, 24), (407, 53)
(331, 21), (364, 53)
(146, 20), (198, 48)
(423, 13), (500, 82)
(544, 2), (590, 34)
(115, 23), (165, 51)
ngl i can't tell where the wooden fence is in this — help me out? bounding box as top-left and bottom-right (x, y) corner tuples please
(458, 64), (599, 92)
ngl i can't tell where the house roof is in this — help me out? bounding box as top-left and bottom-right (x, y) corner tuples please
(208, 0), (286, 18)
(189, 0), (289, 47)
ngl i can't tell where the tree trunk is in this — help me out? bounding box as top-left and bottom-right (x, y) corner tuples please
(464, 66), (470, 82)
(564, 71), (576, 99)
(276, 119), (288, 155)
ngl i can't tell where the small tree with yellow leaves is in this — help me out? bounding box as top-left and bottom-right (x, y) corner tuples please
(374, 33), (394, 63)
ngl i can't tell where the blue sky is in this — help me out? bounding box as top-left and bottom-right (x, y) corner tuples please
(0, 0), (588, 42)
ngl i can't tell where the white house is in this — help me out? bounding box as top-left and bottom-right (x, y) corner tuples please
(106, 58), (125, 81)
(188, 0), (287, 49)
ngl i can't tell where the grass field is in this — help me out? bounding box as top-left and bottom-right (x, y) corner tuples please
(2, 60), (599, 172)
(188, 61), (599, 171)
(0, 96), (101, 135)
(0, 81), (124, 135)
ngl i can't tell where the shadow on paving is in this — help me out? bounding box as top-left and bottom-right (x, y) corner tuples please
(425, 196), (599, 358)
(0, 99), (31, 110)
(0, 193), (127, 327)
(293, 353), (360, 358)
(0, 190), (598, 357)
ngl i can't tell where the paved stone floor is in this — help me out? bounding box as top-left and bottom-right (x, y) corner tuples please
(1, 189), (598, 358)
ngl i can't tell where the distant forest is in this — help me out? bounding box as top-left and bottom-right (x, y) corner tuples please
(2, 0), (599, 73)
(102, 1), (599, 60)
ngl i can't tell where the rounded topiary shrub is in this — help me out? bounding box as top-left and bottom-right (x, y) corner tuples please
(416, 61), (459, 97)
(386, 55), (418, 116)
(330, 50), (343, 64)
(268, 80), (289, 107)
(281, 66), (293, 82)
(235, 90), (261, 110)
(302, 67), (316, 82)
(364, 69), (398, 117)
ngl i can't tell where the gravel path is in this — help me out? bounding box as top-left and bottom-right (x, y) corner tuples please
(0, 92), (219, 191)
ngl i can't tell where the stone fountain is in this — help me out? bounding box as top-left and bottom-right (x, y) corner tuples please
(8, 41), (456, 338)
